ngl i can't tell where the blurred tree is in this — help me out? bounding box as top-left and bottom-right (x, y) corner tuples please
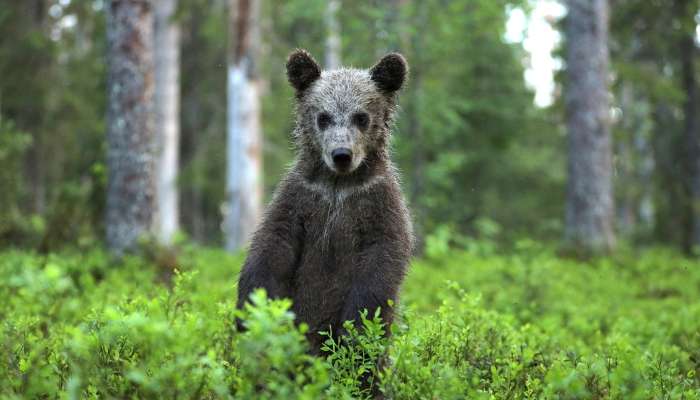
(0, 0), (590, 251)
(154, 0), (181, 245)
(399, 0), (428, 247)
(105, 0), (157, 254)
(379, 0), (547, 240)
(563, 0), (615, 254)
(609, 1), (670, 245)
(324, 0), (341, 69)
(177, 0), (227, 245)
(0, 1), (53, 216)
(0, 1), (107, 249)
(225, 0), (263, 252)
(0, 120), (32, 243)
(613, 81), (655, 238)
(676, 0), (700, 252)
(609, 0), (699, 251)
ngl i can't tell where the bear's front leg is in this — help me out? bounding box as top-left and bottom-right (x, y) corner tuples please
(337, 244), (408, 338)
(336, 244), (408, 399)
(338, 281), (396, 337)
(236, 186), (303, 318)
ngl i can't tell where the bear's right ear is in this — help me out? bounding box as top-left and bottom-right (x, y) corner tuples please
(286, 49), (321, 94)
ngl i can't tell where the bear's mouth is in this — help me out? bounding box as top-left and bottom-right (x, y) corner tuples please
(327, 161), (354, 175)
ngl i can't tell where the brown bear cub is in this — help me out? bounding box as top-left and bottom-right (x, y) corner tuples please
(236, 49), (413, 353)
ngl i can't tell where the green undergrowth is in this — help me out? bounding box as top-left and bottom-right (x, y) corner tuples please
(1, 241), (699, 399)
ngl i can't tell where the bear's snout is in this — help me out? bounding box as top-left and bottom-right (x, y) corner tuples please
(331, 148), (353, 171)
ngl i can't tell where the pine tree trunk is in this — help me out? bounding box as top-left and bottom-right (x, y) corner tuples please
(324, 0), (341, 69)
(154, 0), (180, 244)
(564, 0), (615, 254)
(106, 0), (156, 255)
(224, 0), (262, 252)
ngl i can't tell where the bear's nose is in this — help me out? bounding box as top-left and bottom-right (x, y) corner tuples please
(331, 148), (353, 169)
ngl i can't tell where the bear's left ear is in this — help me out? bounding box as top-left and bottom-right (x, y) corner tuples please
(370, 53), (408, 93)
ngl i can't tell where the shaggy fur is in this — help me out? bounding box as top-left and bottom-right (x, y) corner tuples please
(237, 49), (413, 353)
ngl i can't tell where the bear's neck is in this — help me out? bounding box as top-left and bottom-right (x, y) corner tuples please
(296, 147), (391, 191)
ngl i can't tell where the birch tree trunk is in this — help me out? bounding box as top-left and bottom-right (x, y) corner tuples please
(154, 0), (180, 244)
(564, 0), (615, 254)
(106, 0), (156, 255)
(324, 0), (341, 69)
(225, 0), (262, 252)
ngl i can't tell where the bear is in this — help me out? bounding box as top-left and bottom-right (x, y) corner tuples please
(236, 49), (413, 354)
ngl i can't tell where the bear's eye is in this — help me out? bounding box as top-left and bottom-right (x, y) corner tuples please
(351, 112), (370, 130)
(317, 112), (333, 130)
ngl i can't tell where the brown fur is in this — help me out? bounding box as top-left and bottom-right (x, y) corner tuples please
(237, 50), (413, 353)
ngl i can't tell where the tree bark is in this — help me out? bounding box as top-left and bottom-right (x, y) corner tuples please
(225, 0), (262, 252)
(154, 0), (181, 244)
(564, 0), (616, 254)
(324, 0), (341, 69)
(106, 0), (156, 255)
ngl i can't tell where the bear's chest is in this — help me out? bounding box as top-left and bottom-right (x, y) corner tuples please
(296, 197), (371, 278)
(290, 194), (376, 327)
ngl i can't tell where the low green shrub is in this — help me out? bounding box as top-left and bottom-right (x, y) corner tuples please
(321, 309), (388, 398)
(1, 242), (699, 398)
(234, 290), (333, 399)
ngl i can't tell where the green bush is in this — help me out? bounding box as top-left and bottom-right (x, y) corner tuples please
(234, 290), (333, 399)
(321, 309), (389, 398)
(0, 243), (699, 398)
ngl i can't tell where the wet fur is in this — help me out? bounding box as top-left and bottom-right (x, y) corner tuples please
(237, 50), (413, 353)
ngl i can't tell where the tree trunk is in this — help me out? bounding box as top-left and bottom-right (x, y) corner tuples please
(154, 0), (181, 244)
(225, 0), (262, 252)
(564, 0), (615, 254)
(106, 0), (156, 255)
(324, 0), (341, 69)
(678, 1), (700, 252)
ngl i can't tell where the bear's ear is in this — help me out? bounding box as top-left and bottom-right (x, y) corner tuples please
(369, 53), (408, 93)
(286, 49), (321, 94)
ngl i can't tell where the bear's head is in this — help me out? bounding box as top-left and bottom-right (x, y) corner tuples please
(286, 49), (408, 175)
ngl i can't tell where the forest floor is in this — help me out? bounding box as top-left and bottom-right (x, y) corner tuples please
(1, 241), (699, 398)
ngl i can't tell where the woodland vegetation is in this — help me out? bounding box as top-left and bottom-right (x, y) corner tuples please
(3, 0), (698, 254)
(1, 0), (700, 398)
